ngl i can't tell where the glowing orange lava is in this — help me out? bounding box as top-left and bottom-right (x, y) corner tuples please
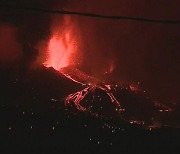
(44, 16), (78, 70)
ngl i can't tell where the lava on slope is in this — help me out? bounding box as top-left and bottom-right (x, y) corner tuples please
(42, 25), (174, 126)
(41, 15), (174, 128)
(53, 66), (173, 128)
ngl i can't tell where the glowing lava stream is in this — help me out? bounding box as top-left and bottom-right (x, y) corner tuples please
(65, 83), (125, 114)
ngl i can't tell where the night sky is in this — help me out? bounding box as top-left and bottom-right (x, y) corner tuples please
(0, 0), (180, 104)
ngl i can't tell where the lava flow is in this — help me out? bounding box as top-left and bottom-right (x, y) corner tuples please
(64, 83), (124, 113)
(59, 66), (125, 117)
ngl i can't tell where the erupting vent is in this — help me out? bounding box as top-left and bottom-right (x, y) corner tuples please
(44, 16), (78, 70)
(42, 16), (173, 128)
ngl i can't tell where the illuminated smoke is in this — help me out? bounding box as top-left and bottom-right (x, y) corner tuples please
(44, 15), (80, 70)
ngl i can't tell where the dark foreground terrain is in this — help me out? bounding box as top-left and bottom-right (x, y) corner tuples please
(0, 67), (179, 153)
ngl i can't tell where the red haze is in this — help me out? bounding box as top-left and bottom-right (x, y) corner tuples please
(0, 24), (22, 67)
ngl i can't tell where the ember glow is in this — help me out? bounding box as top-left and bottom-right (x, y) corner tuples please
(44, 16), (78, 70)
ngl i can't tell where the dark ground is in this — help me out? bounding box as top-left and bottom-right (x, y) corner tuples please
(0, 67), (180, 154)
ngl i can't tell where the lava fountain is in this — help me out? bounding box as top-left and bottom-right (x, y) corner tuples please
(44, 15), (78, 70)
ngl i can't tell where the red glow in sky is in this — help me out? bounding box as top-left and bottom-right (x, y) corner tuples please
(44, 16), (78, 70)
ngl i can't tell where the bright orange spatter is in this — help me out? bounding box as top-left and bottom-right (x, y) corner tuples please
(44, 17), (77, 70)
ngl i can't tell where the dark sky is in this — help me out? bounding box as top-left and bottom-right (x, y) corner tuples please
(0, 0), (179, 104)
